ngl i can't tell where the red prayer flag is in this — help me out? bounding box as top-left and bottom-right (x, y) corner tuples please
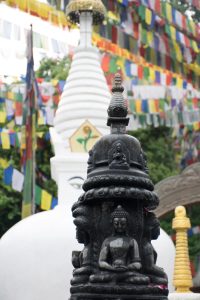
(138, 65), (143, 79)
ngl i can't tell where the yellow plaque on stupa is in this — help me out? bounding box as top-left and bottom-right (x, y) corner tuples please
(69, 120), (102, 153)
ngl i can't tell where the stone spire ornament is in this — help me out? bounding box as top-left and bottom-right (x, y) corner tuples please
(172, 206), (192, 293)
(66, 0), (106, 25)
(169, 206), (200, 300)
(70, 74), (168, 300)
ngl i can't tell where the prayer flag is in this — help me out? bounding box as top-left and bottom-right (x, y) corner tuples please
(12, 169), (24, 192)
(1, 132), (10, 149)
(4, 166), (13, 185)
(41, 190), (52, 210)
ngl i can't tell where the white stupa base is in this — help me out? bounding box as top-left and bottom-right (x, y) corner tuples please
(169, 293), (200, 300)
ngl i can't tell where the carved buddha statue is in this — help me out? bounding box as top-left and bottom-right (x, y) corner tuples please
(90, 205), (149, 284)
(142, 211), (168, 285)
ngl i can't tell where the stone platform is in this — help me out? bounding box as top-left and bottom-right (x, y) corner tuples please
(71, 294), (168, 300)
(70, 284), (168, 300)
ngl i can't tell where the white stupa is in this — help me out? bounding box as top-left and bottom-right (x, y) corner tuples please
(0, 1), (175, 299)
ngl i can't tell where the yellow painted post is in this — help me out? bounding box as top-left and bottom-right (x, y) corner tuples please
(172, 206), (193, 293)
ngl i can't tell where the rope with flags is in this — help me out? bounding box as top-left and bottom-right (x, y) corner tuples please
(21, 25), (37, 219)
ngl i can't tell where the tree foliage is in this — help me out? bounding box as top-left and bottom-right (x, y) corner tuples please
(129, 126), (178, 184)
(0, 148), (22, 237)
(36, 56), (71, 81)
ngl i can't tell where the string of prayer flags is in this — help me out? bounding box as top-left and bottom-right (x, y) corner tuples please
(5, 0), (69, 28)
(2, 159), (58, 209)
(138, 0), (199, 41)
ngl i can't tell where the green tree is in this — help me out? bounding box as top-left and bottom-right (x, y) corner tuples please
(36, 56), (71, 81)
(0, 148), (22, 237)
(129, 126), (178, 184)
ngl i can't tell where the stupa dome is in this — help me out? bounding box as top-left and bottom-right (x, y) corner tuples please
(0, 205), (79, 300)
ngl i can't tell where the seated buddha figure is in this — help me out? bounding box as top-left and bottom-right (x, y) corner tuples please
(142, 211), (168, 286)
(90, 205), (149, 284)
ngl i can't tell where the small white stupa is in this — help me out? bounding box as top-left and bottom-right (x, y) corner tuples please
(0, 1), (175, 299)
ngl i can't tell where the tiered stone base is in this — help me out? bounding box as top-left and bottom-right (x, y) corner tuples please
(70, 284), (168, 300)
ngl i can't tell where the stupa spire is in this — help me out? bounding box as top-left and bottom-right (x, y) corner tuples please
(107, 73), (129, 133)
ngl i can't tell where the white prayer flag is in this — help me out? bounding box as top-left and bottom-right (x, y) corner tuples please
(12, 169), (24, 192)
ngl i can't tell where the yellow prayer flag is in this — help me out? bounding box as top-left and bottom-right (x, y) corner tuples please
(149, 99), (156, 113)
(191, 40), (199, 53)
(38, 3), (50, 20)
(170, 26), (176, 41)
(135, 100), (142, 113)
(166, 3), (172, 23)
(51, 79), (59, 86)
(21, 126), (26, 149)
(17, 0), (27, 11)
(177, 77), (183, 89)
(147, 31), (153, 44)
(41, 190), (52, 211)
(174, 43), (182, 62)
(149, 68), (155, 82)
(37, 132), (44, 138)
(38, 110), (45, 125)
(0, 111), (6, 123)
(0, 158), (9, 169)
(145, 8), (152, 26)
(193, 122), (199, 131)
(7, 91), (15, 100)
(7, 120), (15, 129)
(116, 58), (124, 70)
(189, 20), (196, 36)
(1, 132), (10, 150)
(5, 0), (16, 7)
(38, 117), (45, 125)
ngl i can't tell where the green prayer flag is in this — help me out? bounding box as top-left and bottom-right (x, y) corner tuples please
(35, 185), (42, 205)
(143, 67), (149, 80)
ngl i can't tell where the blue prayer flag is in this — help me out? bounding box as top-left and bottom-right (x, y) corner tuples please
(4, 166), (13, 185)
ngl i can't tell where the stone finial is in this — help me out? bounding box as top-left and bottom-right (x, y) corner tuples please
(107, 74), (129, 131)
(172, 206), (193, 293)
(66, 0), (106, 25)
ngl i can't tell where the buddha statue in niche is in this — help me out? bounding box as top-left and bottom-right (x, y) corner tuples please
(142, 211), (168, 286)
(90, 205), (149, 284)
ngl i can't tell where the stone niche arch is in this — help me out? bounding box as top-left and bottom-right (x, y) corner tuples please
(155, 163), (200, 218)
